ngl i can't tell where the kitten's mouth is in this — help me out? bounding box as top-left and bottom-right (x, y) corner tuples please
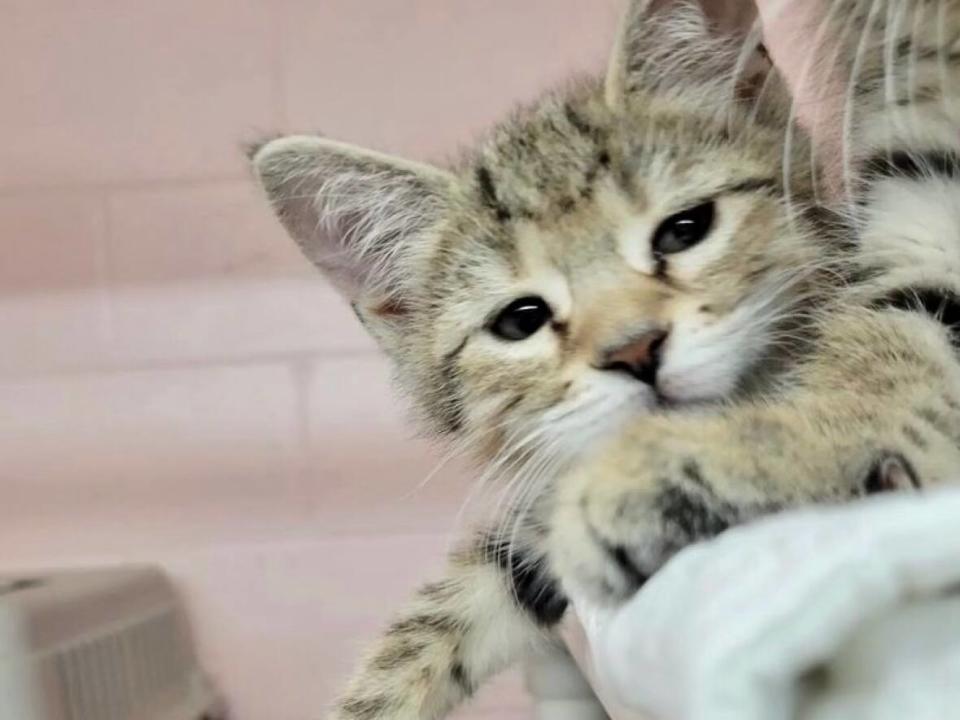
(654, 388), (717, 410)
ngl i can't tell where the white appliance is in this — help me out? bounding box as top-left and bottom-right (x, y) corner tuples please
(0, 566), (225, 720)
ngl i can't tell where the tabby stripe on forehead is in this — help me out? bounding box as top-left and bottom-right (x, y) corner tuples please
(476, 165), (512, 222)
(870, 286), (960, 347)
(861, 150), (960, 185)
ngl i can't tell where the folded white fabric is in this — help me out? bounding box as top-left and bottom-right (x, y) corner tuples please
(570, 488), (960, 720)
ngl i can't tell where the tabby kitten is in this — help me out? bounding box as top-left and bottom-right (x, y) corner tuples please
(251, 3), (830, 719)
(251, 1), (960, 719)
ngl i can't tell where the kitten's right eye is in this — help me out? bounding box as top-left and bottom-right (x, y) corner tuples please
(652, 200), (716, 256)
(490, 296), (553, 341)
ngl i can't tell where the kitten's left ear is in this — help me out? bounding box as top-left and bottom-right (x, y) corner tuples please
(250, 135), (459, 353)
(250, 135), (456, 305)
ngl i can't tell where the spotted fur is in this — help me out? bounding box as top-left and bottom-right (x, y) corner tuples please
(249, 1), (960, 719)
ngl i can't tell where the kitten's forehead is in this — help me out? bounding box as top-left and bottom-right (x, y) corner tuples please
(430, 79), (792, 322)
(458, 82), (778, 233)
(465, 86), (613, 224)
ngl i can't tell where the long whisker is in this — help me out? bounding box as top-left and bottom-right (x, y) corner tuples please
(842, 0), (886, 208)
(936, 0), (951, 116)
(777, 0), (852, 221)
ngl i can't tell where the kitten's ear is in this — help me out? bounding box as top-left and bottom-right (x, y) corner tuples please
(250, 135), (456, 306)
(605, 0), (707, 106)
(605, 0), (655, 106)
(605, 0), (774, 110)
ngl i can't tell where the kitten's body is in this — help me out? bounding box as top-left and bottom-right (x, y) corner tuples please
(251, 2), (960, 719)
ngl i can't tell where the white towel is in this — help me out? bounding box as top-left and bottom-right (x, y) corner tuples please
(568, 488), (960, 720)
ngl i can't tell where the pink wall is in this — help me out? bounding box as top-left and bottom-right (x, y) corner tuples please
(0, 2), (622, 718)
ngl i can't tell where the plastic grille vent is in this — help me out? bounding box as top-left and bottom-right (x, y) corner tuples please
(52, 610), (188, 720)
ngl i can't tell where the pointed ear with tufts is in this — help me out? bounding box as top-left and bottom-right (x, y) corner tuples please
(250, 135), (457, 314)
(605, 0), (775, 112)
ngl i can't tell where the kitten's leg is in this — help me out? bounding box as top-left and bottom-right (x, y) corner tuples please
(333, 531), (567, 720)
(549, 306), (960, 603)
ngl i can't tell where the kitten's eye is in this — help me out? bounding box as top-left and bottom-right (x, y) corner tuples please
(652, 201), (716, 256)
(490, 296), (553, 341)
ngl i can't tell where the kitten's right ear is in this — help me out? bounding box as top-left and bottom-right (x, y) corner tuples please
(607, 0), (722, 107)
(605, 0), (767, 110)
(250, 135), (457, 304)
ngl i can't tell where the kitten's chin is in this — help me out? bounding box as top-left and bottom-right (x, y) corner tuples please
(539, 386), (655, 459)
(655, 366), (742, 407)
(655, 387), (725, 408)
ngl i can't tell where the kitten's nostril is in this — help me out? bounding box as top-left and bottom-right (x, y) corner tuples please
(634, 355), (659, 386)
(606, 361), (635, 377)
(601, 329), (668, 386)
(648, 333), (666, 363)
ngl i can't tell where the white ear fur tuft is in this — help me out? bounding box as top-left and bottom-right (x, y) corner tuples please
(251, 135), (456, 302)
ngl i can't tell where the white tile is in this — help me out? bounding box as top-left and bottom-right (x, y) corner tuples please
(104, 278), (374, 366)
(105, 181), (308, 284)
(0, 363), (302, 512)
(0, 1), (276, 187)
(0, 289), (115, 378)
(280, 0), (619, 160)
(0, 191), (105, 292)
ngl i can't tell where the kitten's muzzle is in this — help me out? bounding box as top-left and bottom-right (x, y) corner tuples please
(599, 329), (668, 387)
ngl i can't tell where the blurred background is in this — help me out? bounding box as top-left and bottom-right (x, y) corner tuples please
(0, 1), (745, 718)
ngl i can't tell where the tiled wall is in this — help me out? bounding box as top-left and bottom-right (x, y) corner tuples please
(0, 2), (622, 718)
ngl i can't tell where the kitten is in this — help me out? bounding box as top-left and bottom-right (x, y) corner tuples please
(252, 1), (960, 719)
(251, 3), (832, 719)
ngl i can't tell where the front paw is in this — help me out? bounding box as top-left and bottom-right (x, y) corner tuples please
(548, 439), (926, 605)
(548, 447), (740, 605)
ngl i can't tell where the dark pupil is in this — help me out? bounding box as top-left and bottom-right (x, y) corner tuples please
(652, 201), (716, 256)
(491, 297), (552, 341)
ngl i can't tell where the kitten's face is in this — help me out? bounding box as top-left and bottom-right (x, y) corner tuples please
(252, 2), (826, 465)
(410, 91), (822, 461)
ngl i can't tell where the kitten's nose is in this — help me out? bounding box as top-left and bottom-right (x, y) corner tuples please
(600, 329), (668, 386)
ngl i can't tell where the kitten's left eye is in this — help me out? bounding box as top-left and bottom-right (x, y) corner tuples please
(652, 200), (716, 256)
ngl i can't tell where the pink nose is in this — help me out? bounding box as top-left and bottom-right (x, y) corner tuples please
(601, 330), (668, 386)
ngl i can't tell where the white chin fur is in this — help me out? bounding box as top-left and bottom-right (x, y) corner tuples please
(536, 376), (656, 460)
(658, 301), (774, 404)
(657, 342), (747, 403)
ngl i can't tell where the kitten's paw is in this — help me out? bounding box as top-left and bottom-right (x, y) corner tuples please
(549, 441), (924, 605)
(548, 445), (739, 605)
